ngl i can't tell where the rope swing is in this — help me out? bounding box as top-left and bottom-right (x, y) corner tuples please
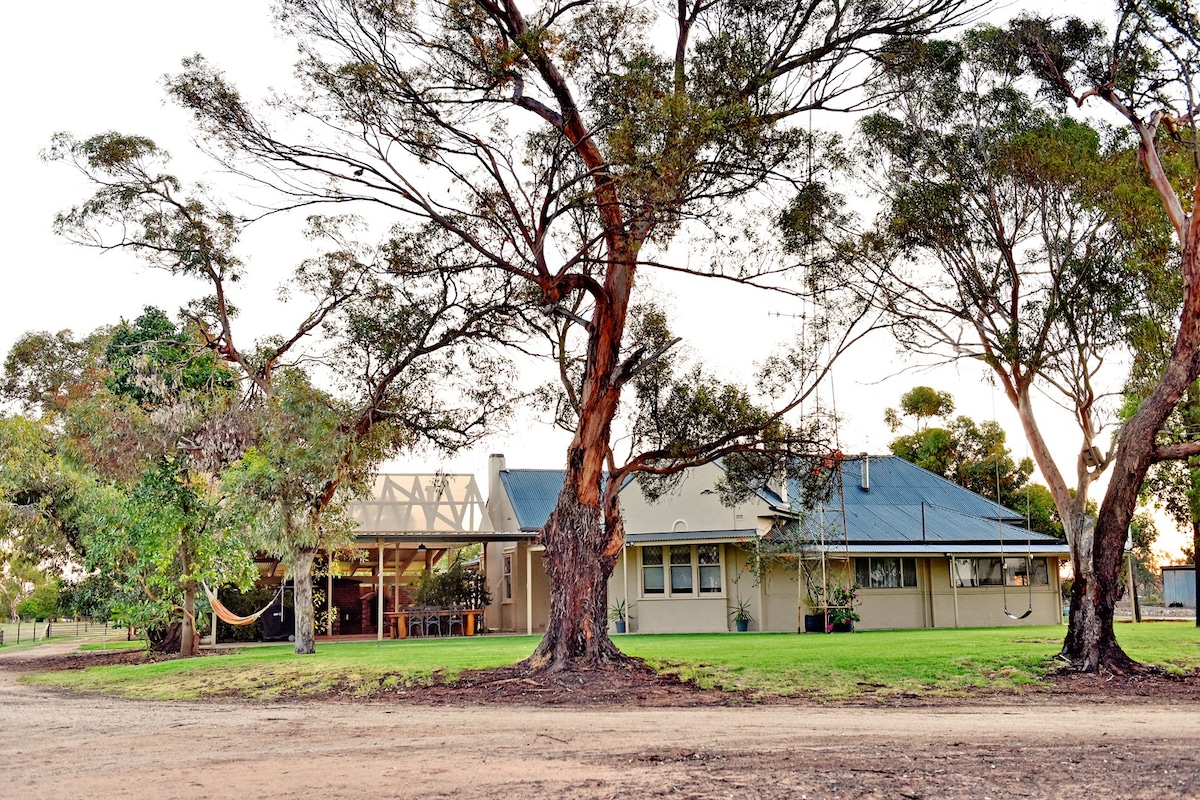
(202, 582), (284, 627)
(991, 387), (1034, 621)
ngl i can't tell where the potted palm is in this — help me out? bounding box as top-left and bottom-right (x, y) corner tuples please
(729, 596), (753, 632)
(608, 599), (628, 633)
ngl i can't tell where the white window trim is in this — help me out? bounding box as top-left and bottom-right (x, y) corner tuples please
(638, 544), (726, 599)
(951, 556), (1051, 589)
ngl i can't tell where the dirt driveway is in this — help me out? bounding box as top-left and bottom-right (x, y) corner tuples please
(1, 642), (1197, 799)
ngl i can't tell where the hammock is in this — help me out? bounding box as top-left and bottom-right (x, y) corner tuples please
(202, 582), (284, 627)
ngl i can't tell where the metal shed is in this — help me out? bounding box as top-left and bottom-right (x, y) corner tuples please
(1163, 565), (1196, 608)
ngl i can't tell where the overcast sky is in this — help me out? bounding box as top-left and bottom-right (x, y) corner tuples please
(1, 2), (1188, 559)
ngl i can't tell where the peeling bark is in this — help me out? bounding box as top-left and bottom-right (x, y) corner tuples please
(525, 487), (627, 671)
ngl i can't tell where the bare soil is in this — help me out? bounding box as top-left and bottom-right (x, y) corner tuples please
(1, 642), (1198, 799)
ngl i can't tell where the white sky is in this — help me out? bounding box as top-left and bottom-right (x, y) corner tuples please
(0, 1), (1188, 560)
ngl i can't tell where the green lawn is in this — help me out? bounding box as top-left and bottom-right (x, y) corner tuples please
(24, 622), (1200, 702)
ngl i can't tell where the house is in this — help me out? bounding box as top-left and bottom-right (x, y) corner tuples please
(483, 453), (1070, 633)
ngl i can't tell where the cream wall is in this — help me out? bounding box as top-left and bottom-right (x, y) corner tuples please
(924, 557), (1063, 629)
(604, 541), (1066, 634)
(610, 543), (761, 633)
(618, 461), (767, 536)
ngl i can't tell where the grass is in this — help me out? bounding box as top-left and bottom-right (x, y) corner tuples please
(78, 639), (147, 652)
(24, 622), (1200, 702)
(626, 622), (1200, 699)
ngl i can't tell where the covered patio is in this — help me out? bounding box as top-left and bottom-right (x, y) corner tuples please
(238, 473), (523, 642)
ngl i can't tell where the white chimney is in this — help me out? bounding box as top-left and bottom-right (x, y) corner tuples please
(487, 453), (506, 509)
(860, 453), (870, 491)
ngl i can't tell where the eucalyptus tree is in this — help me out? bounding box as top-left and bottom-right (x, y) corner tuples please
(851, 26), (1171, 671)
(48, 135), (525, 654)
(143, 0), (986, 670)
(1012, 1), (1200, 669)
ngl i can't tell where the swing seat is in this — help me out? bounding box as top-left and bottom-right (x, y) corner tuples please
(1003, 607), (1034, 620)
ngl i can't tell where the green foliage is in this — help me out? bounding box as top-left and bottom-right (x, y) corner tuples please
(824, 585), (860, 626)
(16, 578), (61, 620)
(221, 370), (362, 561)
(106, 307), (235, 407)
(413, 554), (490, 608)
(0, 414), (100, 565)
(3, 328), (108, 416)
(885, 386), (955, 432)
(727, 595), (753, 624)
(608, 598), (628, 622)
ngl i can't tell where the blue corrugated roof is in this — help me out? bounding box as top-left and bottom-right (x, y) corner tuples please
(497, 456), (1063, 549)
(805, 503), (1059, 545)
(792, 456), (1061, 547)
(498, 469), (565, 531)
(783, 456), (1024, 521)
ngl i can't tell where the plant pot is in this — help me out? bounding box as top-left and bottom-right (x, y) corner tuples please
(831, 621), (854, 633)
(614, 620), (626, 634)
(735, 619), (749, 632)
(803, 613), (827, 633)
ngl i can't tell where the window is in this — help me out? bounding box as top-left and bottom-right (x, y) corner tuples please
(641, 544), (724, 597)
(642, 546), (665, 594)
(953, 557), (1050, 588)
(854, 557), (918, 588)
(698, 545), (721, 593)
(502, 554), (513, 600)
(670, 545), (693, 593)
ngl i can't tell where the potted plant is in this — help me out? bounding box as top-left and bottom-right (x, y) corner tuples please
(729, 596), (753, 632)
(826, 585), (860, 633)
(608, 599), (628, 633)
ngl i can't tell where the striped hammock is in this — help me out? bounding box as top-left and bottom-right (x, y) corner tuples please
(202, 582), (283, 627)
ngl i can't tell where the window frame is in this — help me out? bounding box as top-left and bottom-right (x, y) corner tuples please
(853, 557), (919, 589)
(501, 552), (513, 602)
(639, 544), (726, 599)
(952, 556), (1051, 588)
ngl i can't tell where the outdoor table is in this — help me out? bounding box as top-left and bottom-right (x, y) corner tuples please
(384, 609), (481, 639)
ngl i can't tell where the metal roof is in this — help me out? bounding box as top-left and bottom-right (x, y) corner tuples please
(813, 543), (1071, 556)
(495, 456), (1067, 552)
(784, 456), (1027, 523)
(802, 502), (1062, 547)
(498, 469), (566, 531)
(626, 529), (759, 545)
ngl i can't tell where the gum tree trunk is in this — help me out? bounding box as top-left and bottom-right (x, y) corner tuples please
(524, 242), (636, 672)
(293, 548), (317, 655)
(526, 484), (626, 670)
(180, 581), (199, 657)
(1060, 224), (1200, 671)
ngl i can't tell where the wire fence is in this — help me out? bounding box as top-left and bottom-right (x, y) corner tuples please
(0, 618), (129, 647)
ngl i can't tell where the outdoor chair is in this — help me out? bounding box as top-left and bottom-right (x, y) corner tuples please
(445, 606), (465, 636)
(422, 607), (443, 637)
(406, 607), (427, 638)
